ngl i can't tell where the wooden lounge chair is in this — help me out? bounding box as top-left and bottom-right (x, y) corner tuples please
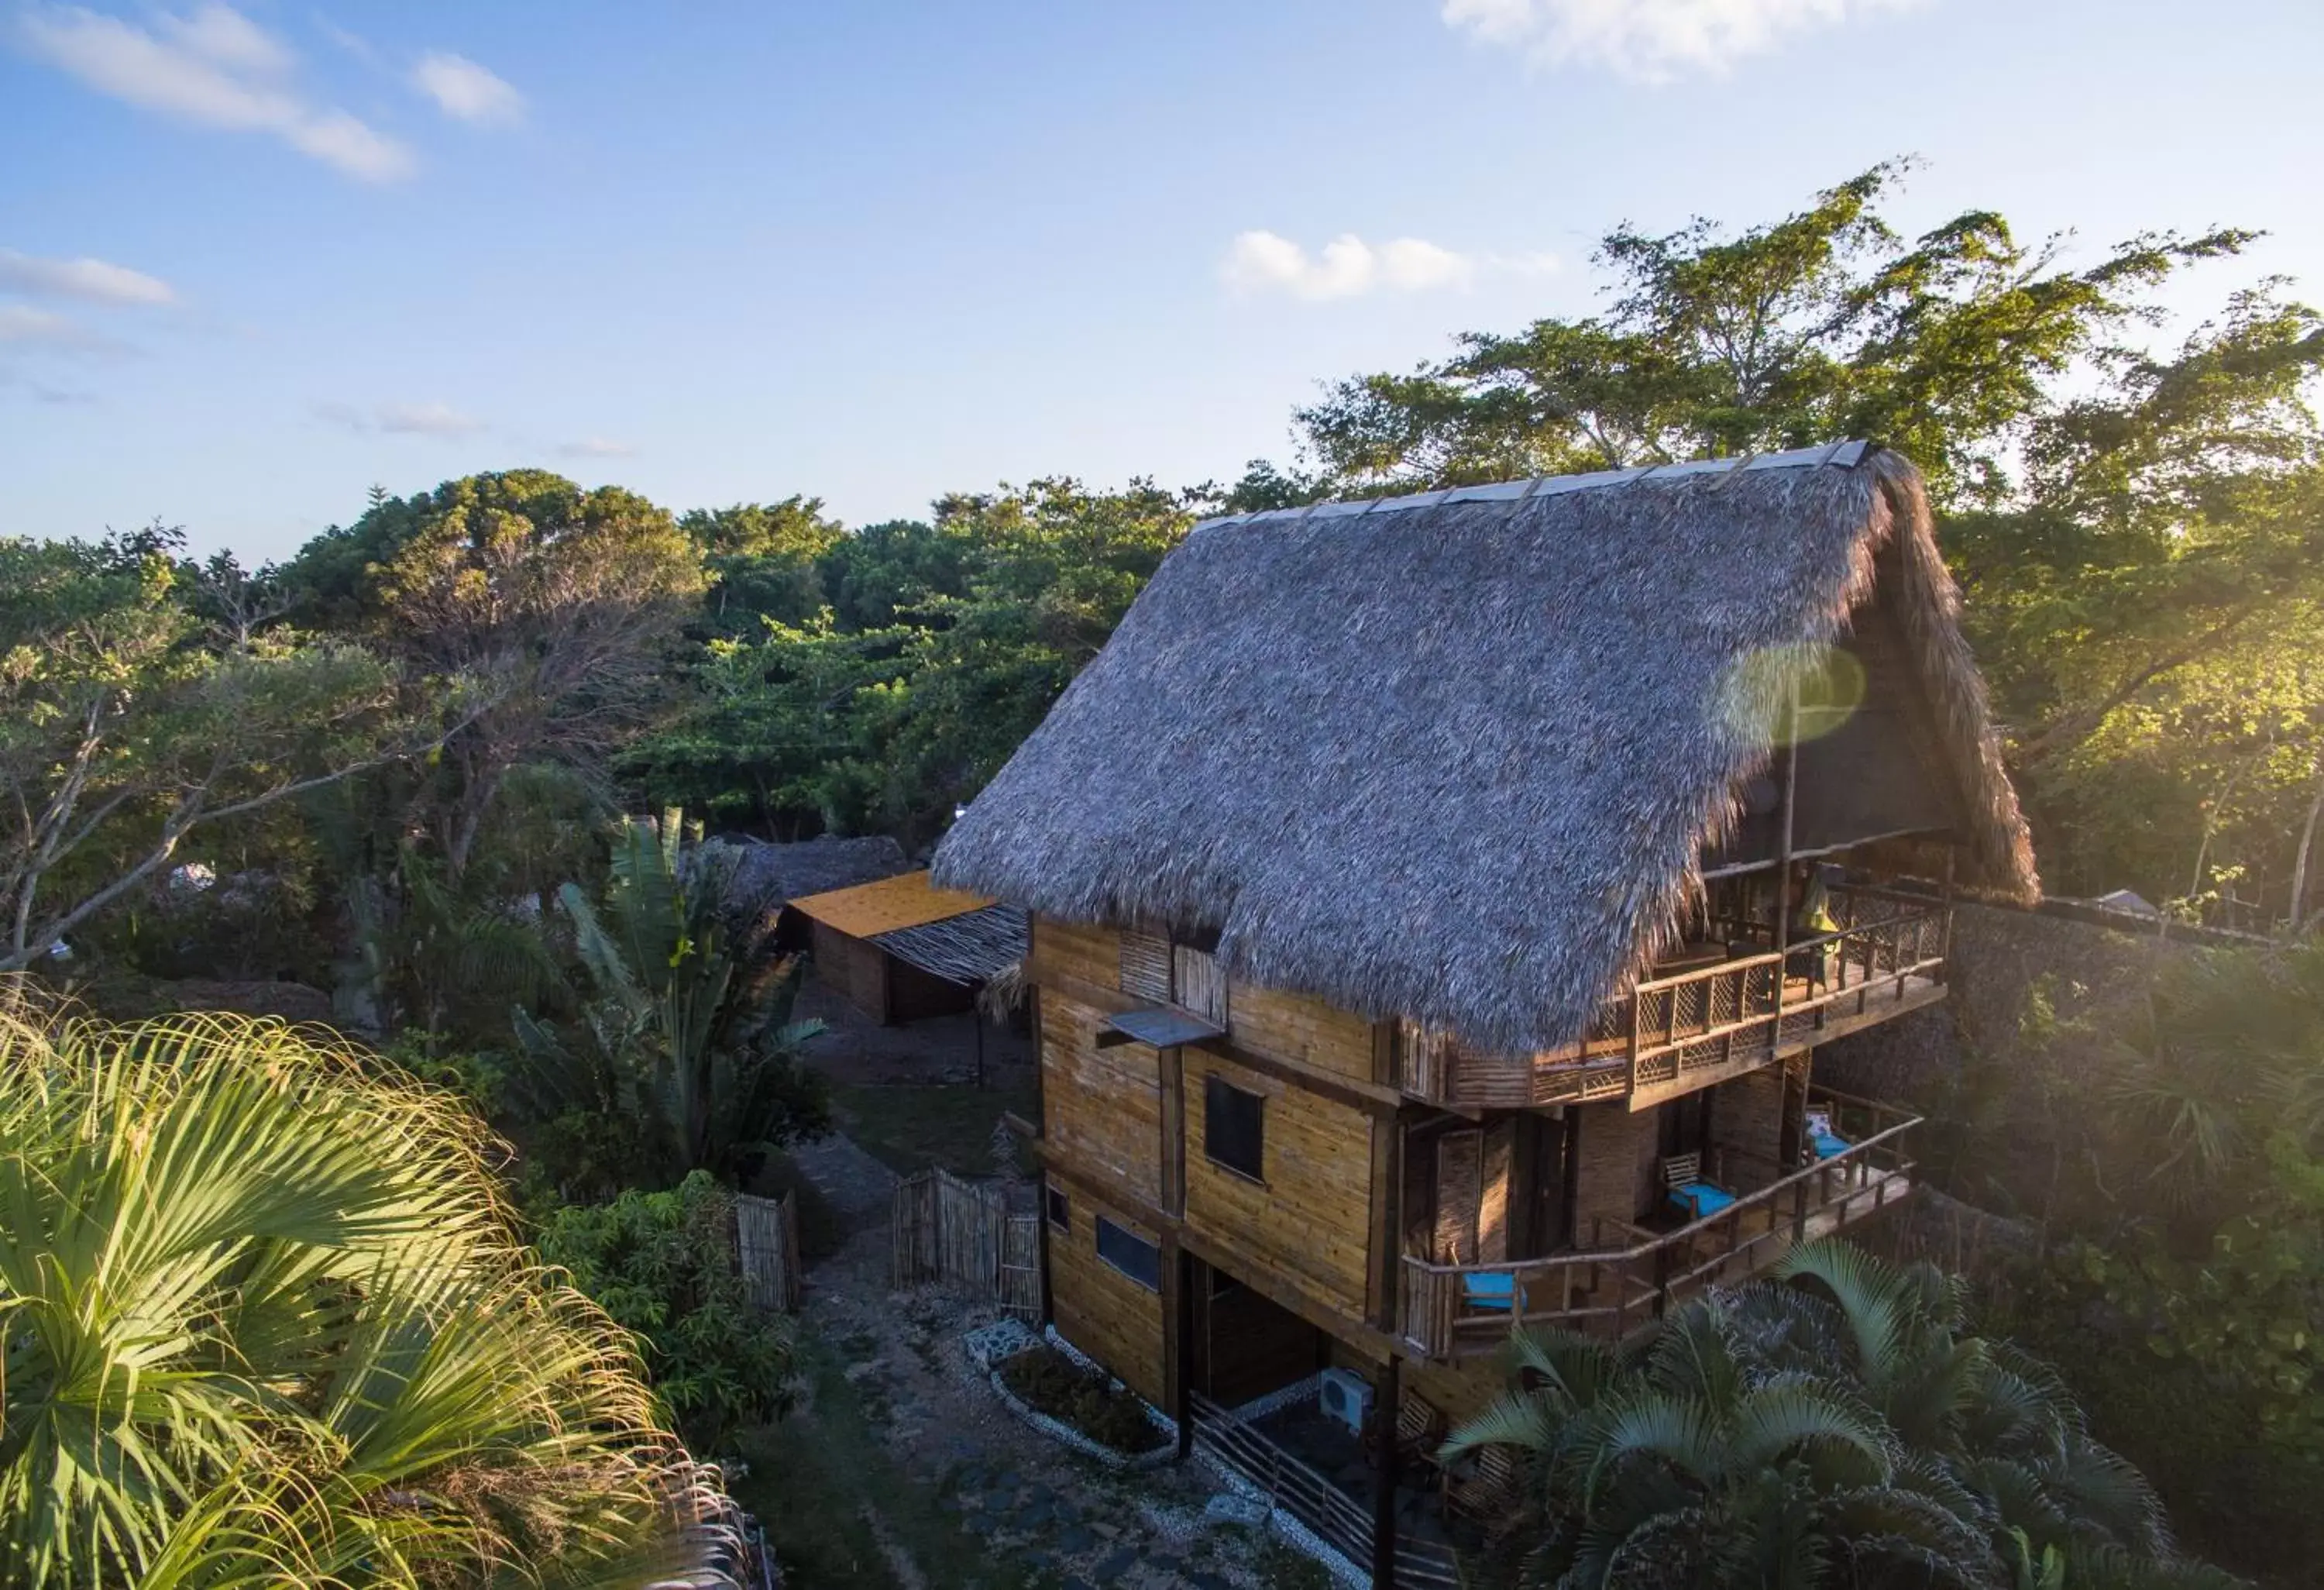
(1442, 1443), (1520, 1526)
(1662, 1151), (1737, 1221)
(1803, 1106), (1851, 1162)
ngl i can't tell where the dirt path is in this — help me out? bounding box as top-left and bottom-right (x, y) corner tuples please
(777, 1136), (1333, 1590)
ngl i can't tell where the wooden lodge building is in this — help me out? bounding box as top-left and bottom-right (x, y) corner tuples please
(932, 442), (2037, 1586)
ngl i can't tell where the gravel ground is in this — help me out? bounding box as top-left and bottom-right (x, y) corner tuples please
(784, 1138), (1336, 1590)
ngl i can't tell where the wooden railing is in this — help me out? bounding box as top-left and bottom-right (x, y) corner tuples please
(1397, 1093), (1920, 1361)
(1188, 1391), (1462, 1588)
(1400, 889), (1948, 1110)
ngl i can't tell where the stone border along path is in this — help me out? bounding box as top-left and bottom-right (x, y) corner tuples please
(788, 1131), (1327, 1590)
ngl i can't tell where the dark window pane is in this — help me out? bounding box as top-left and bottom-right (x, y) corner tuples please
(1095, 1217), (1160, 1292)
(1204, 1074), (1265, 1181)
(1046, 1184), (1069, 1233)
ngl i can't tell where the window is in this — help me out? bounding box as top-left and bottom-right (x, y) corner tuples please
(1046, 1183), (1069, 1234)
(1095, 1216), (1160, 1292)
(1204, 1074), (1266, 1182)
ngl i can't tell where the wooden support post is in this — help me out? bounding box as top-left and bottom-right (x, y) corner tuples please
(1367, 1112), (1402, 1332)
(1774, 676), (1800, 959)
(1168, 1239), (1193, 1461)
(1371, 1354), (1401, 1590)
(1159, 1044), (1186, 1219)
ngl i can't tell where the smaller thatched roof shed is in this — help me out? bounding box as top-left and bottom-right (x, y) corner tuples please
(790, 870), (1026, 1025)
(933, 442), (2037, 1058)
(706, 835), (909, 924)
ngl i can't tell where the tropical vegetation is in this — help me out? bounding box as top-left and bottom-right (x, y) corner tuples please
(0, 1000), (737, 1589)
(1445, 1241), (2233, 1590)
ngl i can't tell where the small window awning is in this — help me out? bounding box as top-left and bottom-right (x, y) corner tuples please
(1100, 1006), (1226, 1048)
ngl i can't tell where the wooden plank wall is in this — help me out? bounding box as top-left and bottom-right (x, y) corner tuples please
(1710, 1054), (1808, 1191)
(1573, 1101), (1659, 1236)
(1182, 1048), (1373, 1324)
(1041, 993), (1163, 1207)
(1045, 1174), (1167, 1406)
(1227, 980), (1380, 1082)
(1030, 917), (1122, 993)
(811, 920), (889, 1023)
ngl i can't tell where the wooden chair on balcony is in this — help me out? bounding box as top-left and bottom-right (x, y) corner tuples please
(1442, 1442), (1520, 1530)
(1662, 1151), (1736, 1222)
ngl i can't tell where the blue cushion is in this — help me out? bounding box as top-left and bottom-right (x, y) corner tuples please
(1462, 1271), (1516, 1310)
(1811, 1129), (1851, 1161)
(1669, 1182), (1737, 1220)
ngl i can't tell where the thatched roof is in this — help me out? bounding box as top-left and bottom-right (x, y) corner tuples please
(875, 905), (1029, 987)
(933, 442), (2037, 1057)
(706, 835), (909, 922)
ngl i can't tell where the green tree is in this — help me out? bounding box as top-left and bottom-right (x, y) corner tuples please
(629, 479), (1198, 843)
(513, 810), (829, 1196)
(0, 525), (450, 972)
(683, 497), (846, 639)
(0, 1003), (739, 1588)
(287, 471), (704, 876)
(1296, 162), (2247, 505)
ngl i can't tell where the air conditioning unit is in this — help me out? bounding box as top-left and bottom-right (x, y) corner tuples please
(1318, 1368), (1373, 1434)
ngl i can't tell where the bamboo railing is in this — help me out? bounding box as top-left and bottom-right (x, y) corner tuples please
(1188, 1390), (1463, 1588)
(1397, 1092), (1921, 1361)
(1400, 888), (1949, 1110)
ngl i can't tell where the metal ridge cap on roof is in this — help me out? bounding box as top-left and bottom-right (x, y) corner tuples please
(1187, 442), (1876, 532)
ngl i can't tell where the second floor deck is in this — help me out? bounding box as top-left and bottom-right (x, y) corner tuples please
(1399, 1089), (1920, 1361)
(1397, 883), (1948, 1111)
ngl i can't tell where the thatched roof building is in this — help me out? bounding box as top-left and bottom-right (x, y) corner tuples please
(705, 835), (909, 923)
(933, 442), (2036, 1058)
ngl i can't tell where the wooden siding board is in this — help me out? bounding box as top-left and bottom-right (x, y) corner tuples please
(1031, 917), (1124, 995)
(1041, 993), (1164, 1209)
(1182, 1048), (1374, 1323)
(1046, 1177), (1168, 1406)
(1226, 980), (1380, 1083)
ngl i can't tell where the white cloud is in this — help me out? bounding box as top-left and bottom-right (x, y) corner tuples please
(1441, 0), (1923, 81)
(411, 51), (524, 126)
(0, 248), (175, 305)
(18, 4), (415, 181)
(557, 437), (634, 459)
(0, 304), (126, 353)
(314, 398), (486, 439)
(1220, 231), (1555, 301)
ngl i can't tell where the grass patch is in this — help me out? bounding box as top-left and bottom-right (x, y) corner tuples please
(995, 1344), (1166, 1456)
(829, 1079), (1037, 1177)
(730, 1328), (1006, 1589)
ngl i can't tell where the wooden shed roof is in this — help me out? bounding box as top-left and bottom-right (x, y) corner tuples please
(789, 869), (995, 940)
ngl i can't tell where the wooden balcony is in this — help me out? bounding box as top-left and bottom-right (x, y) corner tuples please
(1397, 1092), (1919, 1361)
(1398, 886), (1948, 1111)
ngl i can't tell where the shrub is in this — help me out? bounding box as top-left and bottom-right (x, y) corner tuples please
(997, 1344), (1165, 1455)
(538, 1170), (795, 1451)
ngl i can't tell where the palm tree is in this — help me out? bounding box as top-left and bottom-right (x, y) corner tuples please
(513, 809), (827, 1193)
(0, 1000), (744, 1589)
(1446, 1239), (2241, 1589)
(1447, 1295), (1992, 1588)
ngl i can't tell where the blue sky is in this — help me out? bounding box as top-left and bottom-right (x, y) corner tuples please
(4, 0), (2320, 562)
